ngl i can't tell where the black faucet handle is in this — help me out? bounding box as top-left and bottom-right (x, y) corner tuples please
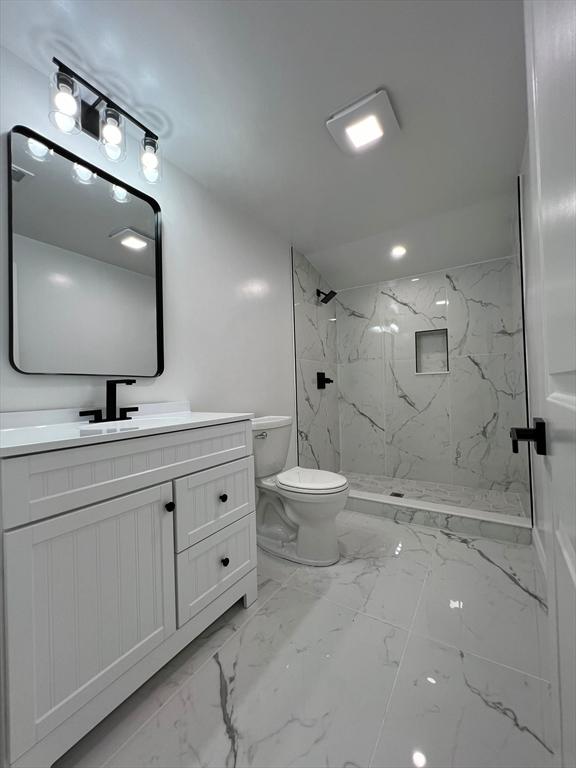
(79, 409), (104, 424)
(119, 406), (139, 421)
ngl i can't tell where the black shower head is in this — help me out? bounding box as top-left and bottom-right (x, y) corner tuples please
(316, 289), (337, 304)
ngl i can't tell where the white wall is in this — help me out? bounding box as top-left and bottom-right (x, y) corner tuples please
(0, 48), (297, 463)
(13, 235), (157, 375)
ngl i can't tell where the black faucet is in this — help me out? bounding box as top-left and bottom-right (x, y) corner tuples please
(106, 379), (138, 422)
(79, 379), (139, 424)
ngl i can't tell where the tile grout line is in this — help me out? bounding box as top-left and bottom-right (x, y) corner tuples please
(282, 575), (424, 634)
(101, 570), (295, 768)
(407, 626), (552, 684)
(367, 570), (431, 768)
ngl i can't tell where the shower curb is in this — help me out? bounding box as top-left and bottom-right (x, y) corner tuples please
(347, 490), (532, 545)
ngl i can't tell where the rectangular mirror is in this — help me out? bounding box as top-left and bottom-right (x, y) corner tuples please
(8, 126), (163, 376)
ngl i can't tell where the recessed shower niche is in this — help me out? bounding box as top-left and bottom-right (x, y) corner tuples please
(415, 329), (449, 374)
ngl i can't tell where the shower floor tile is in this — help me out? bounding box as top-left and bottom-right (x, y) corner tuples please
(56, 512), (554, 768)
(347, 472), (527, 516)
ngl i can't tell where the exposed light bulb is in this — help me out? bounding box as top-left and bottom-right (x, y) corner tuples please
(111, 184), (129, 203)
(102, 120), (122, 145)
(53, 111), (77, 134)
(73, 163), (95, 184)
(99, 109), (125, 163)
(140, 136), (161, 184)
(50, 72), (80, 134)
(26, 138), (49, 160)
(141, 147), (159, 170)
(103, 143), (123, 161)
(54, 87), (78, 116)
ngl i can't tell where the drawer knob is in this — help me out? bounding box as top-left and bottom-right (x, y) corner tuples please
(221, 556), (230, 567)
(164, 501), (176, 512)
(219, 493), (228, 503)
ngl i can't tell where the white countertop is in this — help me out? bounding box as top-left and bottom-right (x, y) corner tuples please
(0, 402), (254, 457)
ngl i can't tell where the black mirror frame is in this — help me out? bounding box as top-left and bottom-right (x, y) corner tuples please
(7, 125), (164, 377)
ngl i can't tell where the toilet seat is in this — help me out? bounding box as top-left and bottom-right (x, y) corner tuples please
(276, 466), (348, 495)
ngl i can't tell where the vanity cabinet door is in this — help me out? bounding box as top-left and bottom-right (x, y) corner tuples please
(174, 456), (255, 551)
(3, 484), (176, 763)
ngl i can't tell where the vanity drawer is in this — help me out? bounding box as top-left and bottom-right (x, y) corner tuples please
(2, 420), (252, 529)
(174, 456), (255, 551)
(176, 513), (256, 628)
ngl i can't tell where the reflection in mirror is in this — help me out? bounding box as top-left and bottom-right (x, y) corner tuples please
(9, 128), (162, 376)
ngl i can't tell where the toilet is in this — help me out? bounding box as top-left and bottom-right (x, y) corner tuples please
(252, 416), (349, 566)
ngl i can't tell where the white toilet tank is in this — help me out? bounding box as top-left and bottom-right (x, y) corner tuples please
(251, 416), (292, 479)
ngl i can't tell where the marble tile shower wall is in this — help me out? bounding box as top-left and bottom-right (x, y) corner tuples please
(336, 258), (530, 505)
(293, 251), (340, 471)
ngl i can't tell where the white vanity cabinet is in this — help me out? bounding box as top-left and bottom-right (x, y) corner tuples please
(0, 410), (257, 768)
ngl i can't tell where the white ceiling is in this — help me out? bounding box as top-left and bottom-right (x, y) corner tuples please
(0, 0), (527, 283)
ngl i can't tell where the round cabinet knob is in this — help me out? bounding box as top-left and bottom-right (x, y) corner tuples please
(164, 501), (176, 512)
(221, 557), (230, 567)
(219, 493), (228, 503)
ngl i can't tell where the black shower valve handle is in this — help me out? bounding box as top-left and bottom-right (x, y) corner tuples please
(317, 371), (334, 390)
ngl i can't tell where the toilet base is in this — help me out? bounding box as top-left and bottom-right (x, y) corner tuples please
(257, 535), (340, 567)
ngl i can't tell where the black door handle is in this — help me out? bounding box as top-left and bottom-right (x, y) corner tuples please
(164, 501), (176, 512)
(221, 557), (230, 567)
(219, 493), (228, 503)
(317, 371), (334, 390)
(510, 418), (547, 455)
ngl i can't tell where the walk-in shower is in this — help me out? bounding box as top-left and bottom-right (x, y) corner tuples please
(292, 199), (532, 543)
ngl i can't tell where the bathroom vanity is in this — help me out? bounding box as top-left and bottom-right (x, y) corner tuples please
(0, 403), (257, 768)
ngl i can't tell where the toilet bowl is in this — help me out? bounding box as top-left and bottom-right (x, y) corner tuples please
(252, 416), (349, 566)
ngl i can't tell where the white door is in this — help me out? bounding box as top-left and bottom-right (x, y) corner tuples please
(523, 2), (576, 766)
(3, 483), (176, 764)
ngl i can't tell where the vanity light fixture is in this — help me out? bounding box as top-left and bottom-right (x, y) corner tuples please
(390, 244), (407, 258)
(49, 58), (161, 184)
(49, 71), (81, 134)
(411, 277), (420, 282)
(326, 88), (400, 155)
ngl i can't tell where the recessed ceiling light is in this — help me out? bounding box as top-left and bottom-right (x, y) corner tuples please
(412, 751), (427, 768)
(109, 227), (152, 251)
(390, 244), (407, 258)
(345, 115), (383, 149)
(326, 88), (400, 155)
(411, 278), (420, 282)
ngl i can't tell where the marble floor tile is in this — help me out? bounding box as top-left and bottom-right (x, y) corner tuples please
(412, 529), (547, 677)
(108, 586), (407, 768)
(370, 634), (554, 768)
(289, 549), (428, 630)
